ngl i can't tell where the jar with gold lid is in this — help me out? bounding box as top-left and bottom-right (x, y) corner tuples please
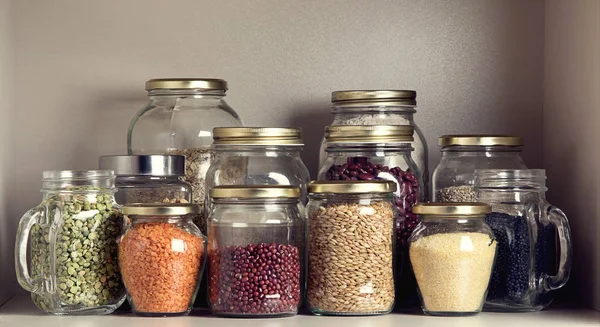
(432, 135), (527, 203)
(318, 90), (428, 193)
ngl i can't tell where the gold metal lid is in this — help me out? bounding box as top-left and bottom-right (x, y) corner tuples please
(412, 203), (491, 216)
(331, 90), (417, 106)
(212, 127), (303, 145)
(210, 185), (301, 199)
(438, 135), (523, 147)
(308, 180), (397, 194)
(325, 125), (414, 143)
(122, 203), (200, 216)
(145, 78), (227, 91)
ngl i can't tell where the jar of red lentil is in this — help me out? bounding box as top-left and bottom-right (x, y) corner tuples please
(208, 186), (302, 317)
(119, 203), (207, 316)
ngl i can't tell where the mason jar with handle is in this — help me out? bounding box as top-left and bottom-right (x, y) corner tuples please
(474, 169), (572, 311)
(15, 170), (126, 315)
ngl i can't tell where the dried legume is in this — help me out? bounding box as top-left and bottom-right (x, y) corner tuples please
(119, 223), (204, 315)
(31, 190), (124, 311)
(436, 185), (475, 202)
(209, 243), (300, 316)
(410, 232), (496, 313)
(307, 201), (395, 314)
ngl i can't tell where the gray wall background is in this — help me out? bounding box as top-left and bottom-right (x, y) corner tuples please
(2, 0), (548, 302)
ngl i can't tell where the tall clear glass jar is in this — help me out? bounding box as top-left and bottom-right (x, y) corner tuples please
(15, 171), (126, 315)
(208, 186), (302, 317)
(127, 78), (243, 231)
(306, 181), (397, 316)
(409, 203), (496, 316)
(474, 169), (572, 312)
(119, 204), (206, 316)
(99, 155), (191, 205)
(318, 90), (429, 194)
(432, 135), (527, 202)
(205, 127), (310, 215)
(317, 125), (422, 305)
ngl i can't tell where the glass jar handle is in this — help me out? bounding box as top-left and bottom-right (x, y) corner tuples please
(14, 207), (43, 293)
(541, 205), (572, 292)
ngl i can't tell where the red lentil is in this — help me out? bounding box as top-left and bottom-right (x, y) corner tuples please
(119, 222), (204, 314)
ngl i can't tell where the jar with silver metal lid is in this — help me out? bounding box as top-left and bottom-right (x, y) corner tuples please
(99, 155), (191, 204)
(127, 78), (243, 229)
(208, 186), (302, 317)
(318, 90), (429, 195)
(205, 127), (310, 215)
(432, 135), (527, 203)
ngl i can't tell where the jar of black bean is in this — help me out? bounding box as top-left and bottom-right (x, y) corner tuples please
(207, 186), (302, 317)
(432, 135), (527, 203)
(474, 169), (572, 312)
(15, 170), (126, 315)
(317, 125), (423, 305)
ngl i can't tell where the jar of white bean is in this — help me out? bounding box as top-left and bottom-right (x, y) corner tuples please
(306, 180), (397, 316)
(409, 203), (496, 316)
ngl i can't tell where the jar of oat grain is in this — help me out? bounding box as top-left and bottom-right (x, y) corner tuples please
(409, 203), (496, 316)
(306, 180), (396, 315)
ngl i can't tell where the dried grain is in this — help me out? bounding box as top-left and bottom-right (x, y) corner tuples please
(436, 185), (475, 203)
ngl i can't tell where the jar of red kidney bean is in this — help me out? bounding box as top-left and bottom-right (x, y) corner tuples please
(317, 125), (424, 305)
(207, 186), (302, 317)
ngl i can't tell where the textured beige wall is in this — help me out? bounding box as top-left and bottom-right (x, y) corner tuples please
(544, 0), (600, 311)
(0, 0), (15, 304)
(5, 0), (544, 291)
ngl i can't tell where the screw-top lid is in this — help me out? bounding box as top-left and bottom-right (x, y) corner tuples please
(438, 135), (523, 147)
(122, 203), (200, 216)
(412, 203), (491, 216)
(210, 185), (301, 199)
(325, 125), (414, 143)
(99, 155), (185, 176)
(145, 78), (227, 91)
(212, 127), (303, 145)
(331, 90), (417, 106)
(308, 180), (397, 194)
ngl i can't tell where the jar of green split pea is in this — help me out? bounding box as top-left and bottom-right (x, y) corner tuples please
(15, 170), (126, 315)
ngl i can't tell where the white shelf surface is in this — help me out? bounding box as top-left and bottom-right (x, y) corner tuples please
(1, 296), (599, 327)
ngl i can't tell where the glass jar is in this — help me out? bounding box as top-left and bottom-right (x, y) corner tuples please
(432, 135), (527, 202)
(317, 125), (422, 304)
(306, 181), (397, 315)
(206, 127), (310, 214)
(99, 155), (192, 205)
(127, 78), (243, 231)
(409, 203), (496, 316)
(15, 171), (126, 315)
(319, 90), (429, 193)
(119, 204), (206, 316)
(474, 169), (572, 312)
(208, 186), (302, 317)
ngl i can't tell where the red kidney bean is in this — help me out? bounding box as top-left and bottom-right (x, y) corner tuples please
(209, 242), (300, 316)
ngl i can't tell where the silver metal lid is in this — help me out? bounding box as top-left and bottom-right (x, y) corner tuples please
(99, 155), (185, 176)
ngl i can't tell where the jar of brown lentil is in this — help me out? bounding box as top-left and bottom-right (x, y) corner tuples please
(306, 181), (397, 315)
(409, 203), (496, 316)
(118, 203), (206, 317)
(208, 186), (303, 317)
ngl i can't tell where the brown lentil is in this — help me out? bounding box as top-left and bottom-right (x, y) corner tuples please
(410, 232), (496, 313)
(118, 222), (204, 315)
(307, 201), (395, 314)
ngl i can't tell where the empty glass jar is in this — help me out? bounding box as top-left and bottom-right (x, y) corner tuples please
(319, 90), (429, 193)
(15, 171), (125, 315)
(474, 169), (572, 312)
(119, 204), (206, 316)
(127, 78), (243, 233)
(99, 155), (191, 205)
(410, 203), (496, 316)
(432, 135), (527, 202)
(306, 181), (397, 315)
(208, 186), (302, 317)
(205, 127), (310, 214)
